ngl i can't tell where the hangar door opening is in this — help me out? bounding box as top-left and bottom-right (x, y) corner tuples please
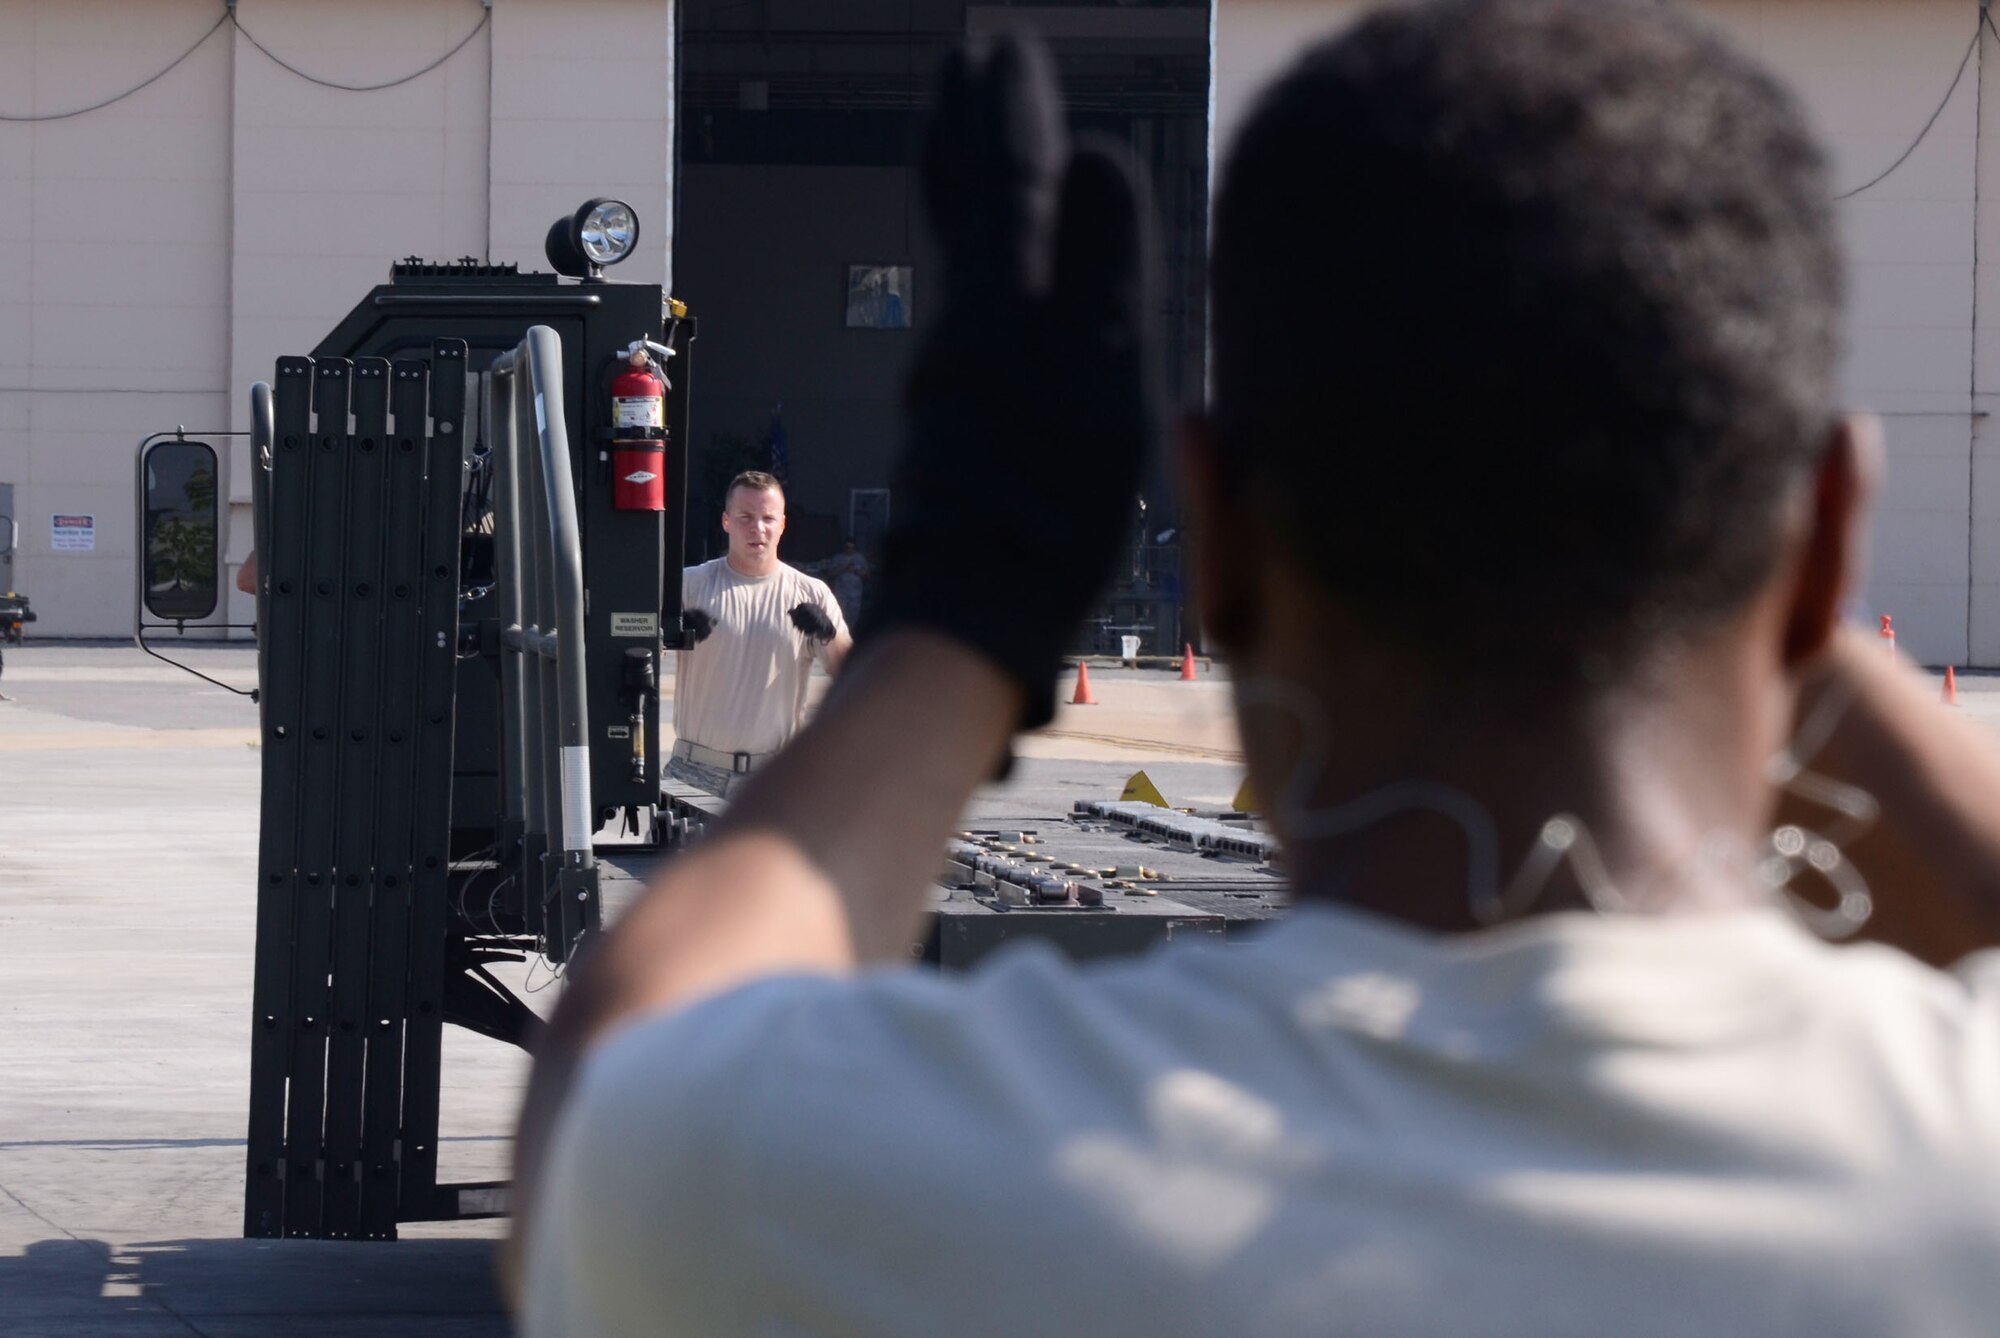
(675, 0), (1211, 653)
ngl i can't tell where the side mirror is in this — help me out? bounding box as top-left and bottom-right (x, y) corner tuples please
(139, 438), (220, 622)
(0, 513), (14, 557)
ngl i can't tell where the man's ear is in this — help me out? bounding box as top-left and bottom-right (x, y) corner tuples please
(1181, 413), (1262, 654)
(1783, 413), (1881, 667)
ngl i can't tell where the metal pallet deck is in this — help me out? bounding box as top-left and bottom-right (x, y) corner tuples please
(644, 780), (1291, 969)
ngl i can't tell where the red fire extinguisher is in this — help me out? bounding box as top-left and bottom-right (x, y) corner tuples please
(611, 350), (667, 511)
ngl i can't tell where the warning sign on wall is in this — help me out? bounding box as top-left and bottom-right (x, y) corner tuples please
(52, 514), (95, 552)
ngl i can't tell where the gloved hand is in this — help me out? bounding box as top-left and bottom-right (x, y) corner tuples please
(681, 608), (714, 644)
(789, 602), (837, 643)
(857, 33), (1160, 729)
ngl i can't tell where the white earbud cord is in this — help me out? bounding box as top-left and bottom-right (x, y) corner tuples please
(1235, 674), (1877, 937)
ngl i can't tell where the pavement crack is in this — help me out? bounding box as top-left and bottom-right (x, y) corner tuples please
(0, 1189), (215, 1338)
(1040, 727), (1243, 761)
(152, 1293), (213, 1337)
(0, 1174), (79, 1242)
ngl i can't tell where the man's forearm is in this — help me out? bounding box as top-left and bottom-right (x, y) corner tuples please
(824, 628), (854, 676)
(1780, 629), (2000, 965)
(547, 627), (1019, 1027)
(713, 629), (1017, 958)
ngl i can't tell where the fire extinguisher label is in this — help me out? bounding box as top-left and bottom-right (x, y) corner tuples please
(614, 398), (664, 429)
(623, 470), (658, 485)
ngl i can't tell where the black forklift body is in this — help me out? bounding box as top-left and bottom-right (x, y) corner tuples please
(311, 262), (695, 855)
(236, 251), (696, 1239)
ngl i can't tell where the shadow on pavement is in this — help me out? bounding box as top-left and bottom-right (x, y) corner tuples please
(0, 1234), (510, 1337)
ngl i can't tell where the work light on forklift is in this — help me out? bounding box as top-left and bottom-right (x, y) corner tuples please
(579, 199), (638, 264)
(546, 197), (640, 279)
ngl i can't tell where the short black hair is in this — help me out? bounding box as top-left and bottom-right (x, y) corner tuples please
(1212, 0), (1841, 682)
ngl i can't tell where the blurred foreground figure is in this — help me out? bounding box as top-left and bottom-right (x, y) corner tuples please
(516, 5), (2000, 1334)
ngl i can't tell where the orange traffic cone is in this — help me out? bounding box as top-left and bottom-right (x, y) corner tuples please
(1070, 661), (1097, 706)
(1880, 614), (1896, 658)
(1179, 644), (1197, 681)
(1944, 665), (1959, 706)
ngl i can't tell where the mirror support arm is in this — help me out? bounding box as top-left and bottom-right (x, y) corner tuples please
(134, 621), (261, 701)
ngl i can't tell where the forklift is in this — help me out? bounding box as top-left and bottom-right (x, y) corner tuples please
(137, 198), (696, 1238)
(134, 197), (1287, 1243)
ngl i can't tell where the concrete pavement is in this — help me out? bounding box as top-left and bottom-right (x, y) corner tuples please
(0, 642), (1246, 1335)
(10, 638), (1986, 1334)
(1, 643), (523, 1335)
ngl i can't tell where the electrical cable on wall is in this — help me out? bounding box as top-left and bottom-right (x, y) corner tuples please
(0, 1), (488, 121)
(234, 3), (491, 93)
(0, 10), (232, 122)
(1837, 12), (1983, 200)
(1970, 6), (1988, 659)
(1969, 7), (1998, 659)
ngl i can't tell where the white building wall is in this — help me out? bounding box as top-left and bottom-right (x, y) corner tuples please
(1211, 0), (1358, 173)
(488, 0), (673, 288)
(1699, 0), (1981, 665)
(0, 0), (233, 638)
(226, 0), (495, 624)
(1214, 0), (1998, 668)
(0, 0), (674, 638)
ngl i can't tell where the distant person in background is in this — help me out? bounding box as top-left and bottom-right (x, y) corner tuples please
(671, 471), (850, 798)
(825, 538), (870, 626)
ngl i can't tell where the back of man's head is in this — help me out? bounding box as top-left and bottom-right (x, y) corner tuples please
(1211, 0), (1841, 685)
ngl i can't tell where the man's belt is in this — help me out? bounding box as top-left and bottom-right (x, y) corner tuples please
(672, 738), (774, 775)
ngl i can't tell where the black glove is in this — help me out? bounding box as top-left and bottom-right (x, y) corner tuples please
(681, 608), (714, 644)
(856, 33), (1161, 729)
(789, 602), (837, 643)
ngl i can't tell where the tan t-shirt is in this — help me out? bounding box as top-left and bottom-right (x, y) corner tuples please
(674, 558), (847, 756)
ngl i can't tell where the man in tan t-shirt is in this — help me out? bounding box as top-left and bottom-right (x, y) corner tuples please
(670, 471), (851, 796)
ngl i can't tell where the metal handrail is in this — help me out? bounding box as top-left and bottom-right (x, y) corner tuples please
(488, 326), (595, 878)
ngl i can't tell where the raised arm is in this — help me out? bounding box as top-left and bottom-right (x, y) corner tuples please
(1778, 626), (2000, 967)
(506, 632), (1018, 1303)
(510, 31), (1159, 1304)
